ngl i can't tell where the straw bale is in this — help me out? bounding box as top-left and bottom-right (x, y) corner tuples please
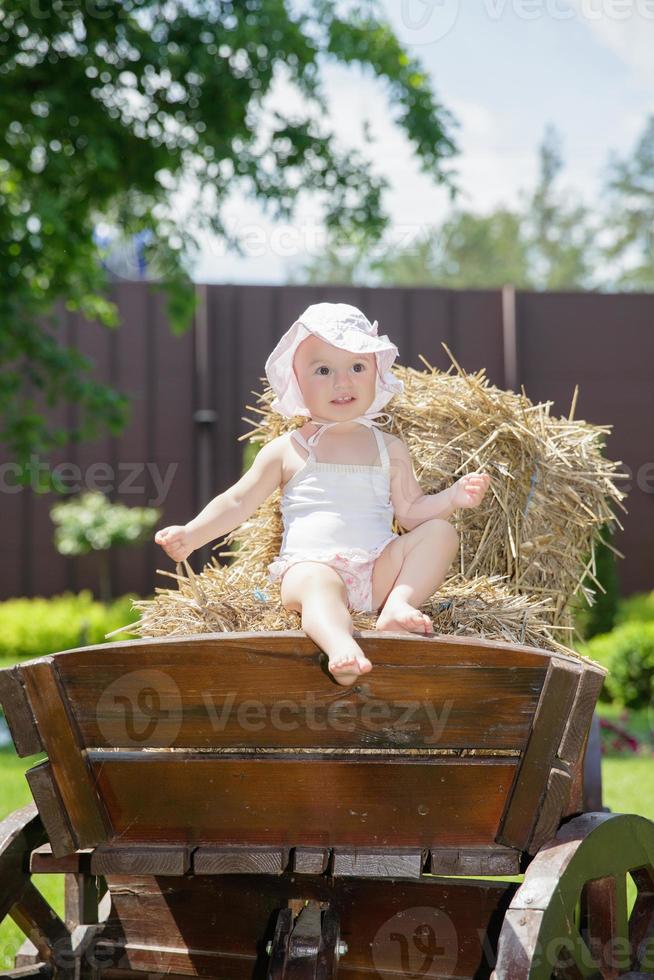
(123, 347), (626, 662)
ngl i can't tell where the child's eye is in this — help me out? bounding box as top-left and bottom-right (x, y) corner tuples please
(315, 363), (366, 376)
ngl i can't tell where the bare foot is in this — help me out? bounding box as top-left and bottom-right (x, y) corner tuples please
(328, 652), (373, 687)
(375, 600), (434, 635)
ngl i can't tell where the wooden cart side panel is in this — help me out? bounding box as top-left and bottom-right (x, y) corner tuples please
(95, 872), (517, 980)
(25, 761), (77, 857)
(0, 667), (43, 757)
(558, 670), (606, 765)
(18, 659), (110, 849)
(560, 671), (607, 820)
(56, 657), (547, 752)
(496, 658), (583, 852)
(89, 754), (518, 849)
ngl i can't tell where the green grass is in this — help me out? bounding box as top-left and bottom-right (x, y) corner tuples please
(0, 748), (64, 971)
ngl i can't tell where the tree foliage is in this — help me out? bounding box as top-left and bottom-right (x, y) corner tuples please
(0, 0), (457, 476)
(602, 114), (654, 289)
(295, 124), (606, 290)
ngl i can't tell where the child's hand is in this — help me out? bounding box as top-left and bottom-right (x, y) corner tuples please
(451, 472), (491, 509)
(154, 525), (195, 562)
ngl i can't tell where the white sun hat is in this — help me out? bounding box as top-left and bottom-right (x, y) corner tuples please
(264, 302), (404, 420)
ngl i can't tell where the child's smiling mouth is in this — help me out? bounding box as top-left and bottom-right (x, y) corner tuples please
(331, 396), (355, 404)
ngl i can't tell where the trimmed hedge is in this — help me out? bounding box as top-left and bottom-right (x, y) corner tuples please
(615, 590), (654, 627)
(0, 591), (139, 664)
(580, 621), (654, 709)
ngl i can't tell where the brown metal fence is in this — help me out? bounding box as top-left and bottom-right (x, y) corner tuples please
(1, 282), (652, 601)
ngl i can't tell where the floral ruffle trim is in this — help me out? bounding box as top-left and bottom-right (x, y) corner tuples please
(267, 534), (399, 583)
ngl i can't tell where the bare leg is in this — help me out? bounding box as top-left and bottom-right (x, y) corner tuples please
(375, 519), (459, 634)
(280, 562), (372, 686)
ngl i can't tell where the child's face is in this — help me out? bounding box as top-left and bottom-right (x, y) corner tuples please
(293, 335), (377, 421)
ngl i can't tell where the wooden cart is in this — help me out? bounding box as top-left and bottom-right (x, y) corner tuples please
(1, 631), (653, 980)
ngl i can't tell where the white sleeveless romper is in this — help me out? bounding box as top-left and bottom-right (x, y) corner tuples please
(267, 423), (399, 613)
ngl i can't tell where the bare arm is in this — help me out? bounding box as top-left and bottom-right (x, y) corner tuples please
(388, 437), (491, 531)
(155, 436), (283, 560)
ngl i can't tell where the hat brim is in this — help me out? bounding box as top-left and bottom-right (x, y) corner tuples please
(265, 320), (404, 418)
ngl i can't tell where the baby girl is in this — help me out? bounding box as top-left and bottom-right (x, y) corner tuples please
(155, 303), (490, 686)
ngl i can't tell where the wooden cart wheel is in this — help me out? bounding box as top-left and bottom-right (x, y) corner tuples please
(267, 901), (342, 980)
(492, 812), (654, 979)
(0, 804), (73, 978)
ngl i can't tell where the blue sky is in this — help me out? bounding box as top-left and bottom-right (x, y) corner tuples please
(190, 0), (654, 283)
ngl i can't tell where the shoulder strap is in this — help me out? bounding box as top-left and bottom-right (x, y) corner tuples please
(290, 429), (313, 457)
(371, 426), (390, 472)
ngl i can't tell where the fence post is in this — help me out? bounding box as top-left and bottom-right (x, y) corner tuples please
(501, 284), (518, 392)
(193, 284), (217, 571)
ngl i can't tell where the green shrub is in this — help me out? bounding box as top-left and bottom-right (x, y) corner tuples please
(0, 591), (140, 664)
(615, 590), (654, 627)
(50, 492), (161, 601)
(51, 493), (160, 555)
(580, 621), (654, 709)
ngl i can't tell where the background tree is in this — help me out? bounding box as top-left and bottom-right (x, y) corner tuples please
(601, 115), (654, 290)
(521, 124), (597, 291)
(0, 0), (458, 480)
(294, 124), (599, 290)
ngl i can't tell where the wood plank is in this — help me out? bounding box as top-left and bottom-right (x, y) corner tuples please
(64, 872), (100, 928)
(496, 659), (582, 851)
(332, 849), (424, 879)
(89, 754), (517, 848)
(29, 844), (92, 875)
(97, 870), (516, 980)
(19, 660), (109, 849)
(558, 669), (606, 764)
(13, 937), (40, 968)
(293, 849), (330, 874)
(583, 711), (604, 811)
(54, 630), (587, 675)
(562, 740), (586, 818)
(90, 845), (192, 876)
(193, 847), (287, 875)
(0, 667), (43, 756)
(25, 763), (77, 857)
(64, 873), (100, 933)
(428, 846), (522, 876)
(57, 644), (547, 751)
(528, 765), (572, 853)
